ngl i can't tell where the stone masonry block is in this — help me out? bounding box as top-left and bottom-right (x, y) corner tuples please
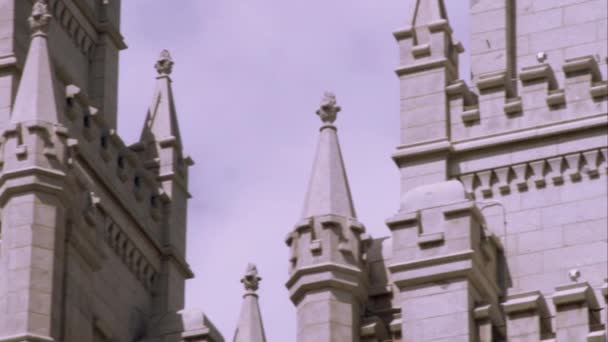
(543, 242), (607, 272)
(471, 8), (507, 34)
(563, 0), (607, 26)
(471, 29), (507, 55)
(518, 7), (563, 35)
(528, 21), (597, 53)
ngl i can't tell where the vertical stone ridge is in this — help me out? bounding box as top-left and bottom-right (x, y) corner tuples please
(10, 0), (59, 125)
(233, 264), (267, 342)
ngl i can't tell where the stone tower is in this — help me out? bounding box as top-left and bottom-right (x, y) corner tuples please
(288, 0), (607, 341)
(286, 92), (372, 341)
(0, 1), (223, 341)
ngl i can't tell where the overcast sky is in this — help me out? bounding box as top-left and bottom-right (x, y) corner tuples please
(117, 1), (469, 340)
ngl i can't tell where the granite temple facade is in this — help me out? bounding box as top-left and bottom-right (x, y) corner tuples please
(0, 0), (606, 341)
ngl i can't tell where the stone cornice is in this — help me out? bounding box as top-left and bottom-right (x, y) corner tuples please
(385, 211), (418, 229)
(388, 249), (474, 274)
(552, 282), (599, 309)
(392, 139), (452, 163)
(388, 249), (502, 299)
(395, 57), (457, 78)
(162, 245), (195, 279)
(452, 113), (607, 153)
(285, 262), (367, 304)
(502, 290), (550, 316)
(0, 166), (68, 206)
(0, 54), (20, 71)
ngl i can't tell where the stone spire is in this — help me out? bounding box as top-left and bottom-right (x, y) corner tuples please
(233, 263), (267, 342)
(144, 50), (192, 317)
(301, 92), (356, 219)
(407, 0), (448, 28)
(139, 49), (183, 158)
(10, 0), (59, 124)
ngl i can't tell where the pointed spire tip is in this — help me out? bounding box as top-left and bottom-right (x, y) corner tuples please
(316, 91), (341, 124)
(155, 49), (174, 76)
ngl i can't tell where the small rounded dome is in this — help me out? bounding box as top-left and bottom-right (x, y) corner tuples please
(400, 180), (468, 212)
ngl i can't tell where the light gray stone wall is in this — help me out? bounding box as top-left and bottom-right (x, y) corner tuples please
(379, 0), (608, 340)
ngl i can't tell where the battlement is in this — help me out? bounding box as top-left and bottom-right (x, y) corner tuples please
(500, 282), (606, 341)
(0, 82), (194, 291)
(449, 55), (607, 146)
(285, 214), (371, 303)
(64, 84), (166, 234)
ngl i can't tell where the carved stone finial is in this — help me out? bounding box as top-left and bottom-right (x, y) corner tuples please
(28, 0), (52, 35)
(241, 263), (261, 292)
(316, 91), (341, 124)
(155, 49), (174, 76)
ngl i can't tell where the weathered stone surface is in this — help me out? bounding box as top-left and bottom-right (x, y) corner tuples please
(1, 0), (606, 341)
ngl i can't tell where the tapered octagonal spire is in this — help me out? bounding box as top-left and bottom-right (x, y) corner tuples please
(10, 0), (59, 124)
(301, 92), (356, 219)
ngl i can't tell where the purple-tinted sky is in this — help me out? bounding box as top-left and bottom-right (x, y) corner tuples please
(117, 1), (469, 340)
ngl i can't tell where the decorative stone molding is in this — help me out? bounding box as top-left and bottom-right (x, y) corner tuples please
(316, 92), (341, 124)
(285, 215), (370, 274)
(502, 291), (553, 340)
(562, 56), (607, 100)
(104, 220), (158, 291)
(449, 55), (606, 145)
(477, 70), (515, 96)
(552, 282), (598, 308)
(48, 0), (97, 55)
(29, 0), (52, 35)
(155, 50), (174, 76)
(457, 147), (606, 198)
(552, 282), (603, 342)
(446, 80), (484, 124)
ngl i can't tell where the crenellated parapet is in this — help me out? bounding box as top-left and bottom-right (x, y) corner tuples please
(502, 290), (553, 340)
(499, 283), (606, 341)
(62, 83), (194, 283)
(285, 214), (371, 304)
(450, 55), (608, 143)
(63, 85), (167, 236)
(387, 180), (505, 341)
